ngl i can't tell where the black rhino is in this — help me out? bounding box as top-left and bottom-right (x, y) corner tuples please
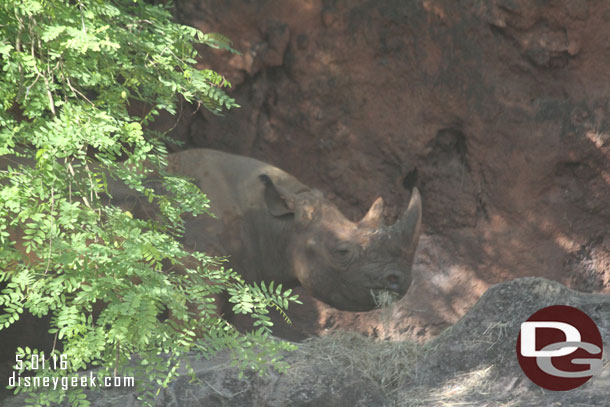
(115, 149), (422, 312)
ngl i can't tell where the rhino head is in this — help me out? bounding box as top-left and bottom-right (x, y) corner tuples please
(260, 174), (422, 312)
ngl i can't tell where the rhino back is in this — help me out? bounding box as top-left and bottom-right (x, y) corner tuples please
(168, 149), (267, 215)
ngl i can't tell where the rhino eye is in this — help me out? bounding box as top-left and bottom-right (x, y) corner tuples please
(335, 248), (351, 257)
(332, 244), (355, 263)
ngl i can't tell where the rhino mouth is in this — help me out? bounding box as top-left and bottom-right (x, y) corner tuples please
(370, 289), (400, 308)
(329, 288), (398, 312)
(323, 280), (405, 312)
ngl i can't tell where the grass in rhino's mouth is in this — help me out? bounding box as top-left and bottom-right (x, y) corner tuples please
(370, 289), (400, 308)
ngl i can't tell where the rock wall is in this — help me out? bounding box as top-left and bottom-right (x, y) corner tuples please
(162, 0), (610, 340)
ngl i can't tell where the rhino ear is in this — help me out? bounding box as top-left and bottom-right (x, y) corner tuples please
(260, 174), (296, 217)
(359, 197), (384, 228)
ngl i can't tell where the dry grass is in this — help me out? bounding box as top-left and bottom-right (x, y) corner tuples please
(371, 289), (400, 309)
(290, 331), (421, 397)
(284, 323), (513, 407)
(397, 366), (503, 407)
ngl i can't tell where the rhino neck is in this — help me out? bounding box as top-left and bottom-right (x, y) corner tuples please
(235, 207), (299, 286)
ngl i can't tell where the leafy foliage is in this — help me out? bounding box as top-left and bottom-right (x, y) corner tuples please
(0, 0), (298, 405)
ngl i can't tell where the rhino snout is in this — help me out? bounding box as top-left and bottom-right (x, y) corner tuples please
(384, 272), (401, 292)
(379, 270), (411, 295)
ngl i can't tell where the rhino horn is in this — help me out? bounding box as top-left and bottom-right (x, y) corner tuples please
(359, 197), (384, 228)
(391, 187), (422, 255)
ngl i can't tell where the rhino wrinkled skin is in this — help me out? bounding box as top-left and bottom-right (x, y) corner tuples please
(115, 149), (422, 312)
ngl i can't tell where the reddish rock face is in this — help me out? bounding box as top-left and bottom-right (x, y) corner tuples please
(164, 0), (609, 341)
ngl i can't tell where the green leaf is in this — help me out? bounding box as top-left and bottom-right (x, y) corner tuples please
(0, 1), (293, 405)
(41, 26), (66, 42)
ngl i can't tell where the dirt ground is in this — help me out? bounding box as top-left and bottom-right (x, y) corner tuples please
(156, 0), (610, 343)
(4, 278), (609, 407)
